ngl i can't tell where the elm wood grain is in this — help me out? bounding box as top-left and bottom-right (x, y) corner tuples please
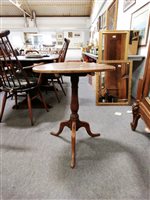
(33, 62), (115, 74)
(33, 62), (115, 168)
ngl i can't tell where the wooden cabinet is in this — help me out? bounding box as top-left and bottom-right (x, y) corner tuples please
(98, 30), (129, 60)
(96, 30), (132, 105)
(96, 60), (132, 105)
(131, 43), (150, 131)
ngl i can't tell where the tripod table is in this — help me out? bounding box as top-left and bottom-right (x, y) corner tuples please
(33, 62), (115, 168)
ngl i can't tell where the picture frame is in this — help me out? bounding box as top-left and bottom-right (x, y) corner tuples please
(74, 33), (81, 38)
(130, 3), (150, 46)
(98, 11), (107, 31)
(56, 32), (63, 39)
(102, 11), (107, 29)
(57, 40), (63, 46)
(68, 32), (73, 38)
(107, 0), (118, 30)
(123, 0), (136, 12)
(97, 16), (100, 31)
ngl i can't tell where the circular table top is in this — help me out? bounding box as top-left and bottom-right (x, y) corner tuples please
(32, 62), (115, 74)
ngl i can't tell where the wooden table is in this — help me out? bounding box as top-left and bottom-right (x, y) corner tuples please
(33, 62), (115, 168)
(12, 54), (59, 66)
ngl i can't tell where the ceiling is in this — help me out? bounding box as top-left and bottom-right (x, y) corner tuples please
(0, 0), (95, 17)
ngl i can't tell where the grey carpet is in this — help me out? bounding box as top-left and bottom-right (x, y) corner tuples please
(1, 76), (150, 200)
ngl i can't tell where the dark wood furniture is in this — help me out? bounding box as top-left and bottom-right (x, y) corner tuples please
(0, 30), (49, 125)
(33, 62), (115, 168)
(44, 37), (70, 102)
(0, 54), (60, 109)
(12, 54), (59, 67)
(131, 42), (150, 131)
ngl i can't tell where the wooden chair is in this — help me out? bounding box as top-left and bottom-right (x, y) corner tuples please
(41, 38), (70, 102)
(131, 42), (150, 131)
(58, 38), (70, 62)
(0, 30), (49, 125)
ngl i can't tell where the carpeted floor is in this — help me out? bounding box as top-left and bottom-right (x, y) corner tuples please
(1, 76), (150, 200)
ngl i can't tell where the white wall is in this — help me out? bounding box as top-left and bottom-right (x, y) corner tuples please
(1, 17), (90, 31)
(90, 0), (113, 27)
(90, 0), (150, 98)
(0, 16), (90, 50)
(117, 0), (150, 98)
(117, 0), (150, 55)
(89, 0), (114, 45)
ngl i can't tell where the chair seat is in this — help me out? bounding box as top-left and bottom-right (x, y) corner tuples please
(2, 77), (38, 92)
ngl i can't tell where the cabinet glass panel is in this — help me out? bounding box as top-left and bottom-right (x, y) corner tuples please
(96, 61), (132, 105)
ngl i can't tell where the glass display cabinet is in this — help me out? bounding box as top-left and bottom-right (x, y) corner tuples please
(96, 60), (132, 105)
(96, 30), (132, 105)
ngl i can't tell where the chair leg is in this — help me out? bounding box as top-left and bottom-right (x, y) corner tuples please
(60, 75), (63, 84)
(51, 79), (60, 103)
(27, 93), (34, 126)
(57, 78), (66, 96)
(0, 91), (7, 122)
(38, 90), (49, 112)
(14, 93), (18, 109)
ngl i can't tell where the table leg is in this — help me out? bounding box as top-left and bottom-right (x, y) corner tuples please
(51, 119), (71, 136)
(77, 120), (100, 137)
(50, 75), (100, 167)
(71, 121), (76, 168)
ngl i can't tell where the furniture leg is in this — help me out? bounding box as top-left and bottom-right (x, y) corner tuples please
(14, 93), (18, 109)
(51, 78), (60, 102)
(60, 75), (63, 84)
(38, 90), (49, 112)
(71, 121), (76, 168)
(57, 77), (66, 96)
(27, 93), (33, 125)
(51, 119), (71, 136)
(51, 75), (100, 167)
(0, 91), (7, 122)
(77, 120), (100, 137)
(131, 101), (141, 131)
